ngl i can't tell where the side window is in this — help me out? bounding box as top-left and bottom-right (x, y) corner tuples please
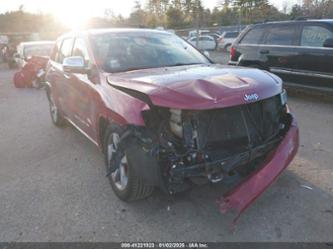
(240, 27), (265, 44)
(265, 25), (297, 46)
(50, 40), (61, 61)
(301, 25), (333, 47)
(72, 38), (90, 66)
(57, 38), (74, 64)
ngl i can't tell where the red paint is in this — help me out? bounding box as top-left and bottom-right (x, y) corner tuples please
(218, 113), (299, 221)
(230, 46), (236, 60)
(48, 61), (284, 148)
(108, 64), (282, 110)
(13, 56), (48, 88)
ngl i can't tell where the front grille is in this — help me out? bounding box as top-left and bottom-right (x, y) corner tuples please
(185, 95), (284, 151)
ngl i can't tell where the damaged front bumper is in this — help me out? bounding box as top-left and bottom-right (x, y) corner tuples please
(219, 113), (299, 220)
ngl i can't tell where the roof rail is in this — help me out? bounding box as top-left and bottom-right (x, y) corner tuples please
(252, 19), (272, 24)
(292, 16), (308, 21)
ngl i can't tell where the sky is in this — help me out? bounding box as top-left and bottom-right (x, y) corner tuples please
(0, 0), (300, 28)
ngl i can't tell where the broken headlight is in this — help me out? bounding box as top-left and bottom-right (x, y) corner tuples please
(169, 109), (183, 138)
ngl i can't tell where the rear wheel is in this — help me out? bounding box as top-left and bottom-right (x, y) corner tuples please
(104, 127), (154, 201)
(48, 92), (65, 127)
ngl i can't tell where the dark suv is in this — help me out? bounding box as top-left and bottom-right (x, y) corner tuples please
(229, 19), (333, 91)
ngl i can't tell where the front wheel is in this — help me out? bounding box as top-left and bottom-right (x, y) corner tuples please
(104, 127), (154, 201)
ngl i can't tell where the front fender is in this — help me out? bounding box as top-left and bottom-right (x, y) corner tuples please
(99, 85), (149, 126)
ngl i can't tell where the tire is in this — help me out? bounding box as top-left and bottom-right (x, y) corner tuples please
(104, 126), (154, 201)
(48, 91), (66, 127)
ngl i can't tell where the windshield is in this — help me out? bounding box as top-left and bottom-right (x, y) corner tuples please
(224, 32), (239, 38)
(24, 44), (54, 58)
(90, 32), (210, 73)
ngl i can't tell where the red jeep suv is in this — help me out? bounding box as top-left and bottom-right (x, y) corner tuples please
(45, 29), (298, 216)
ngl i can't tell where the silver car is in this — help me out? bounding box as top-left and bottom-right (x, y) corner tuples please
(15, 41), (54, 69)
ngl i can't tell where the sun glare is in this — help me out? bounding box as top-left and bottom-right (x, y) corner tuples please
(54, 3), (92, 29)
(57, 11), (89, 30)
(51, 0), (131, 29)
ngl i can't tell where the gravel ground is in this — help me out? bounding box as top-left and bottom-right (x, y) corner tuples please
(0, 63), (333, 242)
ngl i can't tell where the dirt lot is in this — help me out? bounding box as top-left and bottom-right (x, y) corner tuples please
(0, 62), (333, 242)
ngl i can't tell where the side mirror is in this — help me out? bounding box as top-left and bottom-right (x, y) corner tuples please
(62, 56), (87, 74)
(203, 50), (210, 58)
(323, 38), (333, 48)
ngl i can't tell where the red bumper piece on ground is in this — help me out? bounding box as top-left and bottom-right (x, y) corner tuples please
(13, 70), (34, 88)
(219, 115), (299, 221)
(13, 71), (27, 88)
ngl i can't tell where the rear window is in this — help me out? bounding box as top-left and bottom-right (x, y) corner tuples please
(240, 27), (264, 44)
(301, 25), (333, 47)
(23, 44), (53, 58)
(264, 25), (297, 46)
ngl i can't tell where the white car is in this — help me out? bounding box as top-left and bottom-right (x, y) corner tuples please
(188, 35), (216, 50)
(15, 41), (54, 69)
(217, 31), (239, 51)
(188, 29), (210, 39)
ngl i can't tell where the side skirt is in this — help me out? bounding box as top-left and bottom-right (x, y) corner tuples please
(64, 117), (99, 147)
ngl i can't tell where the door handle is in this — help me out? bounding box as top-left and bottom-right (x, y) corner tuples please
(260, 50), (270, 54)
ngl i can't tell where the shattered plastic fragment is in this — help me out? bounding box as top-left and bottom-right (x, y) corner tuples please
(300, 185), (313, 190)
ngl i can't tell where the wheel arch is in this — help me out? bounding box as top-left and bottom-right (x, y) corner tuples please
(96, 112), (129, 151)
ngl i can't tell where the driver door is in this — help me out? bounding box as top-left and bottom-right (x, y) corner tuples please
(65, 37), (98, 140)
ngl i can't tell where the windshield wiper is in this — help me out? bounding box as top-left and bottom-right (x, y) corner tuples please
(125, 67), (152, 72)
(110, 67), (151, 73)
(111, 63), (205, 73)
(165, 62), (204, 67)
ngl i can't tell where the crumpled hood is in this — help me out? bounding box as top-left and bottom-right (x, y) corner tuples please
(107, 64), (282, 109)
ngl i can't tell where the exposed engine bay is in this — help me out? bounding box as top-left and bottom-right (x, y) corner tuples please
(110, 91), (291, 194)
